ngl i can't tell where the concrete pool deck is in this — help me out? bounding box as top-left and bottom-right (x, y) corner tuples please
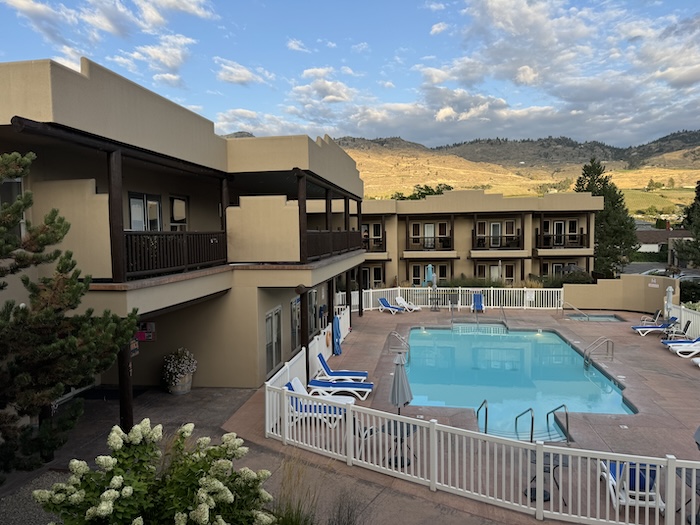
(227, 308), (700, 460)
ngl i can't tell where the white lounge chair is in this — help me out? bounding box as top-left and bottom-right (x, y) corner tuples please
(316, 353), (368, 382)
(599, 460), (665, 513)
(307, 378), (374, 400)
(396, 296), (421, 312)
(378, 297), (404, 314)
(639, 310), (662, 326)
(631, 317), (678, 336)
(284, 377), (354, 428)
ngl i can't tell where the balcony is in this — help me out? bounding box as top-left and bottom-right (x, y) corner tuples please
(307, 230), (363, 261)
(536, 233), (588, 249)
(125, 231), (227, 279)
(363, 237), (386, 252)
(407, 236), (454, 251)
(472, 235), (523, 250)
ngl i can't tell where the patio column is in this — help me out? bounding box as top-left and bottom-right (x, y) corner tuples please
(108, 150), (126, 283)
(298, 285), (310, 381)
(220, 177), (229, 232)
(358, 264), (364, 317)
(325, 188), (332, 231)
(296, 169), (308, 263)
(346, 269), (352, 327)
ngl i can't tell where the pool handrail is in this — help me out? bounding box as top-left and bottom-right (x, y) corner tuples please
(515, 407), (534, 443)
(476, 399), (488, 435)
(562, 301), (589, 321)
(546, 404), (570, 444)
(583, 337), (614, 367)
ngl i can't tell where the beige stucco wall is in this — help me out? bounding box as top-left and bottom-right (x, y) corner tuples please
(226, 135), (363, 198)
(0, 59), (228, 170)
(227, 196), (301, 263)
(32, 179), (112, 279)
(563, 274), (679, 313)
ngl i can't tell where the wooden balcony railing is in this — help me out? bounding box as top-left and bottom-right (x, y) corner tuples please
(125, 231), (227, 279)
(307, 230), (363, 261)
(407, 236), (454, 251)
(362, 237), (386, 252)
(536, 233), (588, 249)
(472, 235), (523, 250)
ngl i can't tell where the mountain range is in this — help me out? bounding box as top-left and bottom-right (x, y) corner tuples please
(333, 131), (700, 200)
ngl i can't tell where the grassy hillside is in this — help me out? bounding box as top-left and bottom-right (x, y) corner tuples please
(343, 144), (700, 212)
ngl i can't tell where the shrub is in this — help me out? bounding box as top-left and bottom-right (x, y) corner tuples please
(33, 419), (274, 525)
(681, 281), (700, 303)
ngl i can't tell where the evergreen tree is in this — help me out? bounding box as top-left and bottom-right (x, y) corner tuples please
(675, 182), (700, 266)
(575, 158), (639, 277)
(391, 183), (453, 200)
(0, 152), (138, 474)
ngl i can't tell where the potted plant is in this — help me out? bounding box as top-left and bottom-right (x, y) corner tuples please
(162, 347), (197, 395)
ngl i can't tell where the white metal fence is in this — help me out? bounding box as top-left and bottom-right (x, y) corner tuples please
(335, 287), (563, 312)
(265, 382), (700, 524)
(668, 304), (700, 341)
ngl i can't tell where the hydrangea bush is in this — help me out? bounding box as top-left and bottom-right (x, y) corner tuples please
(163, 348), (198, 386)
(33, 419), (274, 525)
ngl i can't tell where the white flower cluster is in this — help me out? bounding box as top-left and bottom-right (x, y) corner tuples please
(106, 418), (163, 452)
(221, 432), (248, 459)
(163, 347), (198, 385)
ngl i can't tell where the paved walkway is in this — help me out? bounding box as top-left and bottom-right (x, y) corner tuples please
(3, 307), (700, 524)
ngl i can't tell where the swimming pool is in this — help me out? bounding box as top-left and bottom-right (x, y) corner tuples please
(406, 325), (633, 441)
(567, 314), (623, 322)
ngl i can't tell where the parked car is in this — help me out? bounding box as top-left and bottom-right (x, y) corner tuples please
(640, 268), (685, 278)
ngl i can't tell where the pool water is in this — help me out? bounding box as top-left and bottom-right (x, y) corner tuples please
(407, 325), (633, 440)
(567, 314), (623, 322)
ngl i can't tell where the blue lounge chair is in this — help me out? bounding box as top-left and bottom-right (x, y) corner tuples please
(316, 353), (369, 382)
(378, 297), (404, 314)
(471, 293), (485, 313)
(284, 377), (354, 428)
(308, 378), (374, 400)
(631, 316), (678, 336)
(599, 460), (665, 512)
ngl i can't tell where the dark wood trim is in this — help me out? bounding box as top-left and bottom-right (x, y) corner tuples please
(221, 178), (229, 232)
(300, 289), (309, 381)
(118, 344), (134, 431)
(108, 150), (126, 283)
(358, 265), (364, 317)
(325, 188), (332, 230)
(344, 197), (350, 231)
(296, 169), (308, 263)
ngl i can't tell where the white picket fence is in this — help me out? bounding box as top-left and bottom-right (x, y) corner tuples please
(335, 287), (563, 312)
(668, 304), (700, 341)
(265, 365), (700, 524)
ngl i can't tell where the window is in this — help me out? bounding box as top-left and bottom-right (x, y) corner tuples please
(412, 265), (421, 286)
(411, 223), (420, 245)
(552, 263), (564, 275)
(438, 264), (448, 283)
(476, 264), (487, 279)
(170, 196), (188, 231)
(505, 220), (515, 236)
(554, 221), (565, 246)
(1, 177), (22, 238)
(504, 264), (515, 284)
(129, 193), (161, 231)
(266, 306), (282, 374)
(372, 223), (381, 238)
(372, 266), (383, 287)
(542, 262), (549, 276)
(490, 222), (501, 248)
(290, 297), (300, 351)
(438, 222), (447, 236)
(308, 289), (318, 336)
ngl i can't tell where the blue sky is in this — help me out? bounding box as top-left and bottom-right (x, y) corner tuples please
(0, 0), (698, 148)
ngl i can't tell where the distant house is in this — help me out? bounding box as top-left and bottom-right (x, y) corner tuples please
(636, 229), (691, 254)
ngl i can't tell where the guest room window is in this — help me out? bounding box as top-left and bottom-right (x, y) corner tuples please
(170, 196), (188, 231)
(265, 306), (282, 374)
(129, 193), (161, 231)
(290, 297), (300, 351)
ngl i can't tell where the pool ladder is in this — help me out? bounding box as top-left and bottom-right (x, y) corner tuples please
(562, 301), (588, 321)
(583, 337), (614, 368)
(478, 401), (569, 443)
(388, 331), (410, 354)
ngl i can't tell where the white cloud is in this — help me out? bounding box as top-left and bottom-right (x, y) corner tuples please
(430, 22), (449, 35)
(378, 80), (395, 88)
(292, 78), (355, 104)
(154, 72), (182, 87)
(125, 33), (196, 72)
(287, 38), (310, 52)
(515, 65), (539, 85)
(425, 2), (445, 11)
(302, 67), (334, 79)
(214, 58), (273, 85)
(435, 106), (457, 121)
(132, 0), (217, 30)
(341, 66), (362, 77)
(351, 42), (370, 53)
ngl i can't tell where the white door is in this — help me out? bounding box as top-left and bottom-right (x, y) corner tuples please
(362, 267), (371, 289)
(490, 223), (501, 248)
(489, 265), (500, 280)
(424, 223), (435, 249)
(265, 307), (282, 374)
(554, 221), (565, 246)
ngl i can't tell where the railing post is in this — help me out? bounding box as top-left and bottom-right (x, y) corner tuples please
(346, 404), (355, 466)
(666, 454), (677, 525)
(281, 388), (289, 446)
(535, 441), (545, 520)
(430, 419), (438, 491)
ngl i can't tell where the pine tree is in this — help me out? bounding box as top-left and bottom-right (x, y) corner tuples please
(575, 158), (639, 277)
(0, 152), (138, 474)
(675, 181), (700, 266)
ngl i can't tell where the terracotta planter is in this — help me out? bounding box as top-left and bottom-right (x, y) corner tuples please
(168, 373), (193, 395)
